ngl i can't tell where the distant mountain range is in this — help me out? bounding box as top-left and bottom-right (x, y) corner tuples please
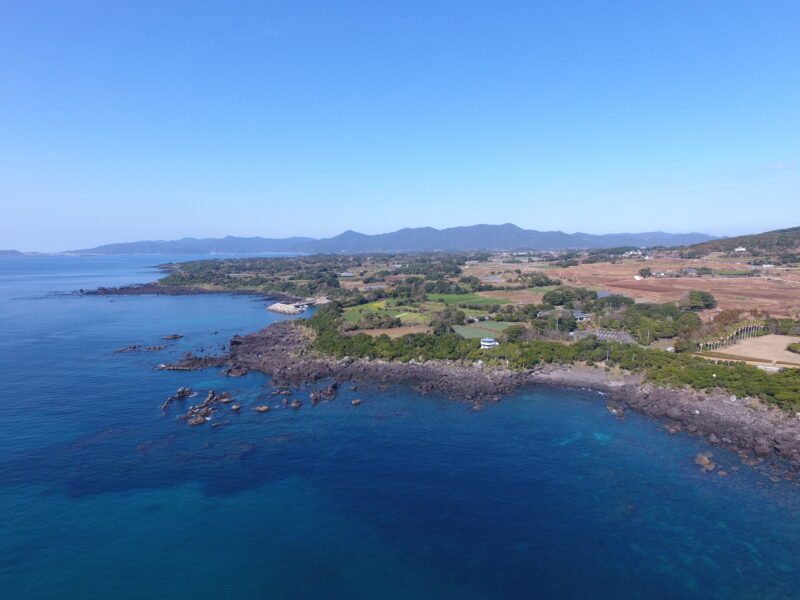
(683, 226), (800, 255)
(69, 224), (716, 255)
(0, 249), (24, 257)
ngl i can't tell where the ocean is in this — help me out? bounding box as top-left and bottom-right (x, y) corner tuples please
(0, 255), (798, 599)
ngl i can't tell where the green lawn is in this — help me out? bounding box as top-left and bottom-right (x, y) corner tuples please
(453, 322), (516, 338)
(474, 321), (514, 331)
(427, 293), (512, 306)
(452, 325), (490, 339)
(427, 293), (483, 304)
(342, 309), (363, 323)
(343, 302), (430, 325)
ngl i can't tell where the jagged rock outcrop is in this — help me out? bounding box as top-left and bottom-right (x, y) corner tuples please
(161, 321), (800, 470)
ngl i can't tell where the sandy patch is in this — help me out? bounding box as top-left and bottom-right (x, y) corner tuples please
(708, 334), (800, 366)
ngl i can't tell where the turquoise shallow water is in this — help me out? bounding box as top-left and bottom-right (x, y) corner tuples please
(1, 255), (799, 599)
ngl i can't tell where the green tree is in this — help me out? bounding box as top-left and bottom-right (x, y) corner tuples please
(683, 291), (717, 311)
(504, 324), (527, 342)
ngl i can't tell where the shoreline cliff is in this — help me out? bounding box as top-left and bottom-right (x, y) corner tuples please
(165, 321), (800, 472)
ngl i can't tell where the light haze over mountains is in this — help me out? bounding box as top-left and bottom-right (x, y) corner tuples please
(70, 224), (715, 255)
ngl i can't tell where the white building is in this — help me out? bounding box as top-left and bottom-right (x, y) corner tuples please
(480, 338), (499, 349)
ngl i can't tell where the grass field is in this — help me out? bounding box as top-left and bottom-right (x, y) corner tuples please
(452, 325), (491, 339)
(347, 325), (430, 338)
(474, 321), (514, 331)
(427, 293), (483, 304)
(453, 322), (515, 338)
(427, 293), (512, 306)
(343, 301), (430, 325)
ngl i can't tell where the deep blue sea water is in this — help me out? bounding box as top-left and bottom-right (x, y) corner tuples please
(1, 255), (799, 599)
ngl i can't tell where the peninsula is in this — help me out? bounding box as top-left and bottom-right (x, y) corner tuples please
(95, 226), (800, 467)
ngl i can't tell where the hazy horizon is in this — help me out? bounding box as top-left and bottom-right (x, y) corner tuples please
(8, 222), (729, 254)
(2, 2), (798, 251)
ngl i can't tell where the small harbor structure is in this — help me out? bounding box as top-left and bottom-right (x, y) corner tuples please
(480, 337), (499, 349)
(266, 296), (329, 315)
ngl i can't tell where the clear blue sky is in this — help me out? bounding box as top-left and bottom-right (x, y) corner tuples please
(1, 1), (798, 251)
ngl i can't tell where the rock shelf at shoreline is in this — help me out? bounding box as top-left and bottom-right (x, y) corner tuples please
(113, 345), (140, 353)
(163, 321), (800, 471)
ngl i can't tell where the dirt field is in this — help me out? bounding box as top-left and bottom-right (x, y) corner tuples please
(533, 259), (800, 317)
(349, 257), (800, 316)
(604, 277), (799, 317)
(702, 334), (800, 366)
(467, 258), (799, 316)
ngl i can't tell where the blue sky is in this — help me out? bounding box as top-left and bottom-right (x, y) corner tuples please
(1, 1), (798, 251)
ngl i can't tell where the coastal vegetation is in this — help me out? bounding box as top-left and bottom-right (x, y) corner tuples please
(156, 253), (798, 348)
(304, 304), (800, 410)
(154, 252), (800, 385)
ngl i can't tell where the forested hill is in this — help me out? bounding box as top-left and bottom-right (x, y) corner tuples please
(683, 226), (800, 255)
(70, 224), (714, 254)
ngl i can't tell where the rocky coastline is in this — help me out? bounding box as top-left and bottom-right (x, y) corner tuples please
(164, 320), (800, 472)
(81, 281), (299, 302)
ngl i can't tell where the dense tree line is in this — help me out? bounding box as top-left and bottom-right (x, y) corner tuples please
(597, 302), (702, 344)
(542, 286), (598, 307)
